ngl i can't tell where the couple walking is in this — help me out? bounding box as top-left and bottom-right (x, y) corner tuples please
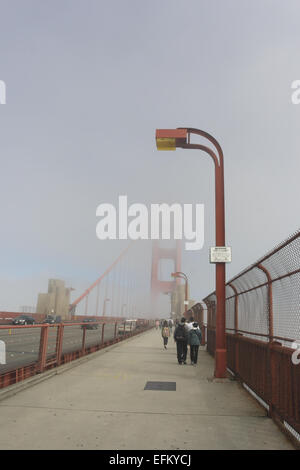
(174, 317), (201, 365)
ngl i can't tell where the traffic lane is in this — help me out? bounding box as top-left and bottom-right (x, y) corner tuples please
(0, 324), (118, 353)
(63, 324), (117, 353)
(0, 323), (118, 347)
(0, 324), (120, 373)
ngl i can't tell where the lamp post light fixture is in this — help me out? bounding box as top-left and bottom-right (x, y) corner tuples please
(156, 127), (227, 379)
(171, 271), (189, 316)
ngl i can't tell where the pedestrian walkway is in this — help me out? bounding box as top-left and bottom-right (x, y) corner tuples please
(0, 328), (293, 449)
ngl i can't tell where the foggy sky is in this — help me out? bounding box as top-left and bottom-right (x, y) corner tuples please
(0, 0), (300, 312)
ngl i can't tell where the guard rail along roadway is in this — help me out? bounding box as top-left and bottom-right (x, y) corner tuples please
(0, 318), (153, 390)
(203, 228), (300, 444)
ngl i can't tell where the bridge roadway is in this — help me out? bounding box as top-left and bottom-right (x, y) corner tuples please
(0, 328), (294, 450)
(0, 323), (117, 373)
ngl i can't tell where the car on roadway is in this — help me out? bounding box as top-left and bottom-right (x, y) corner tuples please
(81, 319), (99, 330)
(42, 315), (56, 324)
(118, 319), (137, 335)
(12, 315), (36, 325)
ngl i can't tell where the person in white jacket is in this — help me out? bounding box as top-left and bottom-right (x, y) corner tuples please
(186, 317), (194, 331)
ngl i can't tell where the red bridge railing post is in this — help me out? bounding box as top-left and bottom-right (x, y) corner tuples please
(56, 324), (64, 366)
(258, 263), (276, 417)
(101, 323), (105, 345)
(269, 340), (282, 418)
(201, 325), (206, 346)
(82, 325), (86, 356)
(258, 264), (274, 341)
(38, 325), (49, 373)
(229, 282), (239, 374)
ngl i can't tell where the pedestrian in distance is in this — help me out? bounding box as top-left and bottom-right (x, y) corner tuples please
(168, 318), (173, 334)
(188, 322), (202, 365)
(173, 317), (188, 364)
(162, 320), (170, 349)
(155, 319), (159, 330)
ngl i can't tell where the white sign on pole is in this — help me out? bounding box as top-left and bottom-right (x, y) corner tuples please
(210, 246), (232, 263)
(184, 301), (189, 305)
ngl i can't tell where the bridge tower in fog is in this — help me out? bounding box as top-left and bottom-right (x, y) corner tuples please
(150, 241), (183, 317)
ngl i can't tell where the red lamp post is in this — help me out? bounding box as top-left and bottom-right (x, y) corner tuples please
(156, 128), (227, 378)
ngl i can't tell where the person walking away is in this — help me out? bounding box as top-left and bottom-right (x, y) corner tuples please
(186, 317), (194, 331)
(188, 322), (202, 365)
(155, 320), (159, 330)
(174, 317), (188, 364)
(162, 320), (170, 349)
(185, 316), (194, 357)
(168, 318), (173, 334)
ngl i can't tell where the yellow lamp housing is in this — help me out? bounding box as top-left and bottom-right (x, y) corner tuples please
(156, 137), (176, 151)
(155, 129), (187, 151)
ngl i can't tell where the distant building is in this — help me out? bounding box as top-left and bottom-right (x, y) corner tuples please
(36, 279), (72, 320)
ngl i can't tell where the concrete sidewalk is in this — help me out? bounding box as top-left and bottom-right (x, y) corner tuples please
(0, 328), (293, 449)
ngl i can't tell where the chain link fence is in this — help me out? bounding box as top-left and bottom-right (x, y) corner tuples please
(203, 228), (300, 444)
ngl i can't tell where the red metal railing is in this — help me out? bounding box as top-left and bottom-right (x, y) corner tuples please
(203, 229), (300, 444)
(0, 319), (153, 390)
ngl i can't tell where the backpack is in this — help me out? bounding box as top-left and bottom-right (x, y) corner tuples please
(189, 329), (200, 344)
(175, 325), (186, 341)
(162, 327), (170, 337)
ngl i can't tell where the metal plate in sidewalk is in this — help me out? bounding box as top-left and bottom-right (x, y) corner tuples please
(144, 381), (176, 391)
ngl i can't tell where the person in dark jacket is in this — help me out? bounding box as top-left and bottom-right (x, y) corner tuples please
(188, 322), (202, 365)
(173, 317), (188, 364)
